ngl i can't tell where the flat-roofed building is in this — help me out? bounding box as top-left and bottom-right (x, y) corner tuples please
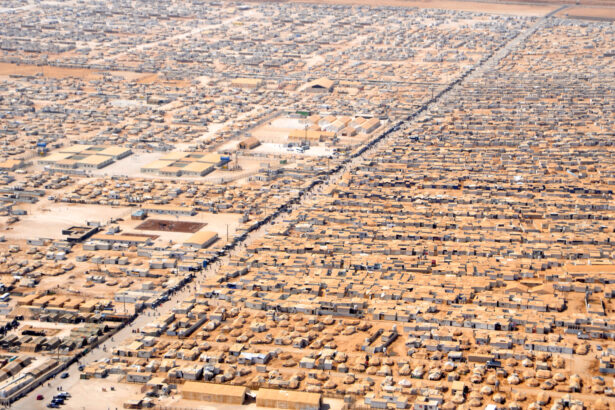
(183, 231), (218, 249)
(58, 145), (92, 154)
(38, 144), (131, 170)
(160, 152), (190, 161)
(55, 158), (79, 169)
(90, 234), (153, 246)
(79, 155), (114, 169)
(140, 152), (228, 177)
(256, 388), (321, 410)
(182, 162), (214, 177)
(231, 78), (263, 89)
(196, 153), (227, 167)
(38, 152), (73, 166)
(181, 382), (246, 404)
(96, 146), (132, 160)
(159, 166), (183, 177)
(141, 204), (196, 216)
(141, 160), (171, 174)
(0, 159), (24, 171)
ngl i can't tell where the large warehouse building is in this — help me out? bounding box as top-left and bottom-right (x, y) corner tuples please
(256, 388), (321, 410)
(140, 151), (229, 177)
(181, 382), (246, 404)
(183, 230), (219, 249)
(39, 144), (132, 170)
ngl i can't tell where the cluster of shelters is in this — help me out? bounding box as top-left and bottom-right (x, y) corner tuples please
(86, 12), (615, 410)
(0, 0), (613, 408)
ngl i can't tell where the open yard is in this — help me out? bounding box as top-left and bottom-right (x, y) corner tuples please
(3, 204), (131, 240)
(252, 142), (335, 157)
(251, 116), (304, 143)
(15, 373), (143, 410)
(0, 62), (148, 80)
(556, 5), (615, 19)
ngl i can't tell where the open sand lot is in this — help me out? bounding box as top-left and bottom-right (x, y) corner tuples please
(556, 5), (615, 19)
(15, 373), (143, 410)
(14, 321), (78, 340)
(270, 117), (305, 129)
(251, 117), (307, 142)
(0, 62), (149, 81)
(4, 204), (132, 240)
(253, 142), (335, 157)
(268, 0), (558, 16)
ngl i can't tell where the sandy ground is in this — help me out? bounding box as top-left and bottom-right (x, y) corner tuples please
(270, 118), (304, 129)
(217, 139), (242, 152)
(4, 204), (132, 240)
(12, 321), (77, 339)
(255, 0), (558, 16)
(251, 117), (305, 143)
(38, 275), (125, 302)
(251, 126), (292, 142)
(253, 142), (334, 157)
(14, 373), (143, 410)
(556, 5), (615, 18)
(0, 62), (148, 81)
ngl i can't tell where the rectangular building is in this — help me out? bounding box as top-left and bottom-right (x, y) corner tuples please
(181, 382), (246, 404)
(256, 388), (321, 410)
(183, 231), (218, 249)
(141, 204), (196, 216)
